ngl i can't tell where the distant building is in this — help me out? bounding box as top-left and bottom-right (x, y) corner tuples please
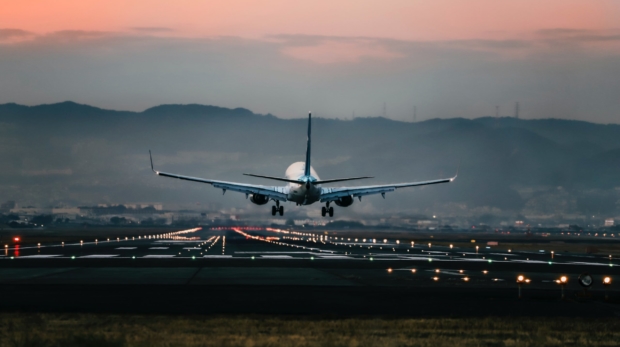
(417, 220), (439, 228)
(0, 200), (16, 213)
(9, 207), (52, 216)
(52, 207), (81, 218)
(605, 219), (614, 227)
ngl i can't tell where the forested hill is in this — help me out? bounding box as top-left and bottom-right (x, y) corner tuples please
(1, 101), (619, 218)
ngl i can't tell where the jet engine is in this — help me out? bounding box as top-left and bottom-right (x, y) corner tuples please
(250, 194), (270, 205)
(334, 196), (354, 207)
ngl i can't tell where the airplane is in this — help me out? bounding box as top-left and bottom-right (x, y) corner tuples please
(149, 113), (457, 217)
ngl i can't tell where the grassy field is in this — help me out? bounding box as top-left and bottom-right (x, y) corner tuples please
(0, 313), (618, 347)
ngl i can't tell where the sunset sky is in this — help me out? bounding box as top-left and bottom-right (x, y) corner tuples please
(1, 0), (619, 122)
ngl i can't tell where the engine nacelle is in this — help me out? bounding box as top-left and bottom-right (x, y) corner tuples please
(334, 196), (354, 207)
(250, 194), (270, 205)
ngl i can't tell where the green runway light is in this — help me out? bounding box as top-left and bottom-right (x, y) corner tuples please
(251, 256), (255, 260)
(71, 256), (75, 259)
(428, 258), (432, 262)
(192, 256), (196, 259)
(548, 261), (552, 265)
(488, 260), (492, 263)
(370, 257), (374, 261)
(10, 257), (13, 259)
(132, 256), (136, 259)
(311, 256), (314, 260)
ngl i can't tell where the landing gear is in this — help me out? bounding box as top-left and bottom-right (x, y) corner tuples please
(271, 201), (284, 216)
(321, 205), (334, 217)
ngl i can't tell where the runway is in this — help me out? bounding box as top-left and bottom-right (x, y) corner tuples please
(0, 226), (618, 317)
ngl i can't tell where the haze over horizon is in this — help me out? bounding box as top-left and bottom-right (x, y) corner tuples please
(1, 1), (620, 123)
(1, 101), (619, 223)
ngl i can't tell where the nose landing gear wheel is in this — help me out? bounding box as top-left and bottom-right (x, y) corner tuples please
(321, 206), (326, 217)
(271, 206), (277, 216)
(279, 206), (284, 216)
(328, 207), (334, 217)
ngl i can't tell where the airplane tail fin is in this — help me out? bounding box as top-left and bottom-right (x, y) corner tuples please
(304, 112), (311, 177)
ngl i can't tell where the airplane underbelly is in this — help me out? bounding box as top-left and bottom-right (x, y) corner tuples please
(288, 186), (320, 205)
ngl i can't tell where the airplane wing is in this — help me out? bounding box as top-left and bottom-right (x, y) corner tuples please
(150, 151), (288, 201)
(320, 176), (456, 203)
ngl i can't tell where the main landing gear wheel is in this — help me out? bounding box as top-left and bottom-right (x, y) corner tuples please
(271, 206), (277, 216)
(321, 206), (326, 217)
(328, 206), (334, 217)
(279, 206), (284, 216)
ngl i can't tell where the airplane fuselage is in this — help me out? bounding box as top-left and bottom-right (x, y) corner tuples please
(284, 162), (322, 205)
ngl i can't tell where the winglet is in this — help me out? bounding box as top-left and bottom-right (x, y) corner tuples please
(450, 161), (460, 182)
(149, 150), (157, 174)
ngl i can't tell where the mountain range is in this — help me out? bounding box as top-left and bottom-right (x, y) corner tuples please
(1, 101), (619, 222)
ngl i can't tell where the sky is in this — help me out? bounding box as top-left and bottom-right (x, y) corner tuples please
(1, 0), (620, 123)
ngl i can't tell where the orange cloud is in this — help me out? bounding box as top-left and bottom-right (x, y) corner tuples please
(282, 39), (402, 64)
(1, 0), (617, 41)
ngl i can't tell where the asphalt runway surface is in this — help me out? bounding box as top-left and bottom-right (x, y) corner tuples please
(0, 227), (618, 317)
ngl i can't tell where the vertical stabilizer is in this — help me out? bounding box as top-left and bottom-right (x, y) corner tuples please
(304, 112), (312, 177)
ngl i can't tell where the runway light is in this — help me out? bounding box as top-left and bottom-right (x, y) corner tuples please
(428, 243), (432, 248)
(432, 276), (439, 281)
(71, 256), (75, 259)
(387, 268), (392, 273)
(482, 270), (488, 274)
(435, 269), (440, 273)
(450, 244), (453, 249)
(462, 277), (470, 282)
(13, 237), (19, 242)
(559, 276), (568, 284)
(459, 270), (464, 274)
(132, 256), (136, 259)
(603, 277), (612, 286)
(411, 269), (416, 273)
(517, 275), (525, 283)
(370, 257), (373, 261)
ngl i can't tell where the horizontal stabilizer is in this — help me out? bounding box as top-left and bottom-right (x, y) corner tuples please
(243, 173), (302, 184)
(313, 177), (373, 184)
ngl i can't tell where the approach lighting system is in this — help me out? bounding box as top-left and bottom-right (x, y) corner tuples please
(516, 275), (529, 299)
(603, 276), (612, 300)
(557, 275), (568, 299)
(578, 273), (593, 288)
